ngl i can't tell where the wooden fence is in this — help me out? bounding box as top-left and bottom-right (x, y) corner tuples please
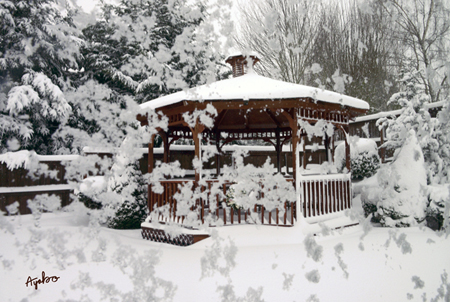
(0, 156), (77, 215)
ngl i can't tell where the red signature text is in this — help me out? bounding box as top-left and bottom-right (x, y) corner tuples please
(26, 271), (60, 290)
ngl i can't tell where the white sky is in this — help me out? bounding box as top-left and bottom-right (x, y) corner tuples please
(76, 0), (240, 13)
(77, 0), (119, 12)
(76, 0), (98, 12)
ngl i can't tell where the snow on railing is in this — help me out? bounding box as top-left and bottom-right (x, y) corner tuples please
(148, 179), (296, 227)
(149, 173), (352, 228)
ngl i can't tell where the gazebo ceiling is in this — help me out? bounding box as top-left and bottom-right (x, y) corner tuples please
(216, 108), (287, 130)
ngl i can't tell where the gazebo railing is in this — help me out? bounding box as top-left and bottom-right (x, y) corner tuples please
(148, 179), (296, 226)
(148, 174), (352, 227)
(300, 173), (352, 218)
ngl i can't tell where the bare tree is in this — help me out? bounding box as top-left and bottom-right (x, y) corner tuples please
(235, 0), (399, 112)
(310, 0), (399, 112)
(378, 0), (450, 102)
(235, 0), (324, 84)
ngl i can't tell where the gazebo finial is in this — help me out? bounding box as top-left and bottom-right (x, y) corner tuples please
(225, 51), (260, 77)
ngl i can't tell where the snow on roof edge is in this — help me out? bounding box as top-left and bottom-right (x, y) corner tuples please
(140, 73), (369, 112)
(353, 100), (446, 123)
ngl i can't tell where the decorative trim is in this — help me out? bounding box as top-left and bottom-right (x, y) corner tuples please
(141, 226), (209, 246)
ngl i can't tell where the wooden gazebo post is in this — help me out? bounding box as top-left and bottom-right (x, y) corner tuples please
(280, 109), (302, 219)
(189, 119), (205, 182)
(275, 128), (282, 173)
(215, 130), (221, 176)
(345, 133), (351, 171)
(280, 110), (299, 182)
(148, 133), (156, 211)
(159, 130), (170, 163)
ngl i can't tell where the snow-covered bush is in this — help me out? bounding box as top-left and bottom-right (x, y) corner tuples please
(225, 186), (245, 211)
(108, 164), (148, 229)
(218, 151), (296, 220)
(334, 137), (380, 179)
(361, 130), (428, 227)
(76, 176), (107, 210)
(377, 70), (440, 184)
(426, 184), (450, 231)
(374, 69), (450, 231)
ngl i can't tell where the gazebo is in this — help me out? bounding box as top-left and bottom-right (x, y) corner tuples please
(137, 53), (369, 246)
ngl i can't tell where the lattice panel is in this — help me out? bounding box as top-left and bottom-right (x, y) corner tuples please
(170, 129), (192, 140)
(141, 227), (194, 246)
(168, 113), (183, 125)
(222, 130), (291, 140)
(298, 108), (349, 124)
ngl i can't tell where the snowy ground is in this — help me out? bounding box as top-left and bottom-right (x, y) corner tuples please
(1, 201), (449, 302)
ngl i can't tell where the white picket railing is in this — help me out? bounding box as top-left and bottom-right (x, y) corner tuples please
(299, 173), (352, 218)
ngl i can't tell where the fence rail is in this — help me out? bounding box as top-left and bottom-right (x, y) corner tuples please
(0, 155), (78, 214)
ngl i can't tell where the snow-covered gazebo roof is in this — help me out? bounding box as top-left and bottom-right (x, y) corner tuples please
(140, 70), (369, 111)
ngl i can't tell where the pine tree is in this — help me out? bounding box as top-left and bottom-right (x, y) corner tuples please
(80, 0), (220, 104)
(0, 0), (81, 154)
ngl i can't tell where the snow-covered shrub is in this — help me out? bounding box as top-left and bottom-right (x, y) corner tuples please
(225, 186), (244, 211)
(375, 70), (450, 231)
(77, 193), (103, 210)
(361, 130), (428, 227)
(334, 137), (380, 179)
(108, 164), (148, 229)
(377, 70), (434, 151)
(426, 184), (450, 231)
(27, 194), (62, 227)
(218, 151), (296, 222)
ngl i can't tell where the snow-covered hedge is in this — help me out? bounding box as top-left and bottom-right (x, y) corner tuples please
(334, 137), (380, 179)
(361, 130), (428, 227)
(427, 184), (450, 231)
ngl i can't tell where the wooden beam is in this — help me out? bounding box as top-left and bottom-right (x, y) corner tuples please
(148, 134), (156, 174)
(345, 135), (351, 171)
(266, 109), (282, 128)
(281, 109), (299, 182)
(337, 124), (351, 171)
(302, 136), (307, 169)
(137, 113), (148, 126)
(215, 109), (228, 129)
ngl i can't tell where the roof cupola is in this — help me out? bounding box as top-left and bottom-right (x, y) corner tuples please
(225, 52), (260, 77)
